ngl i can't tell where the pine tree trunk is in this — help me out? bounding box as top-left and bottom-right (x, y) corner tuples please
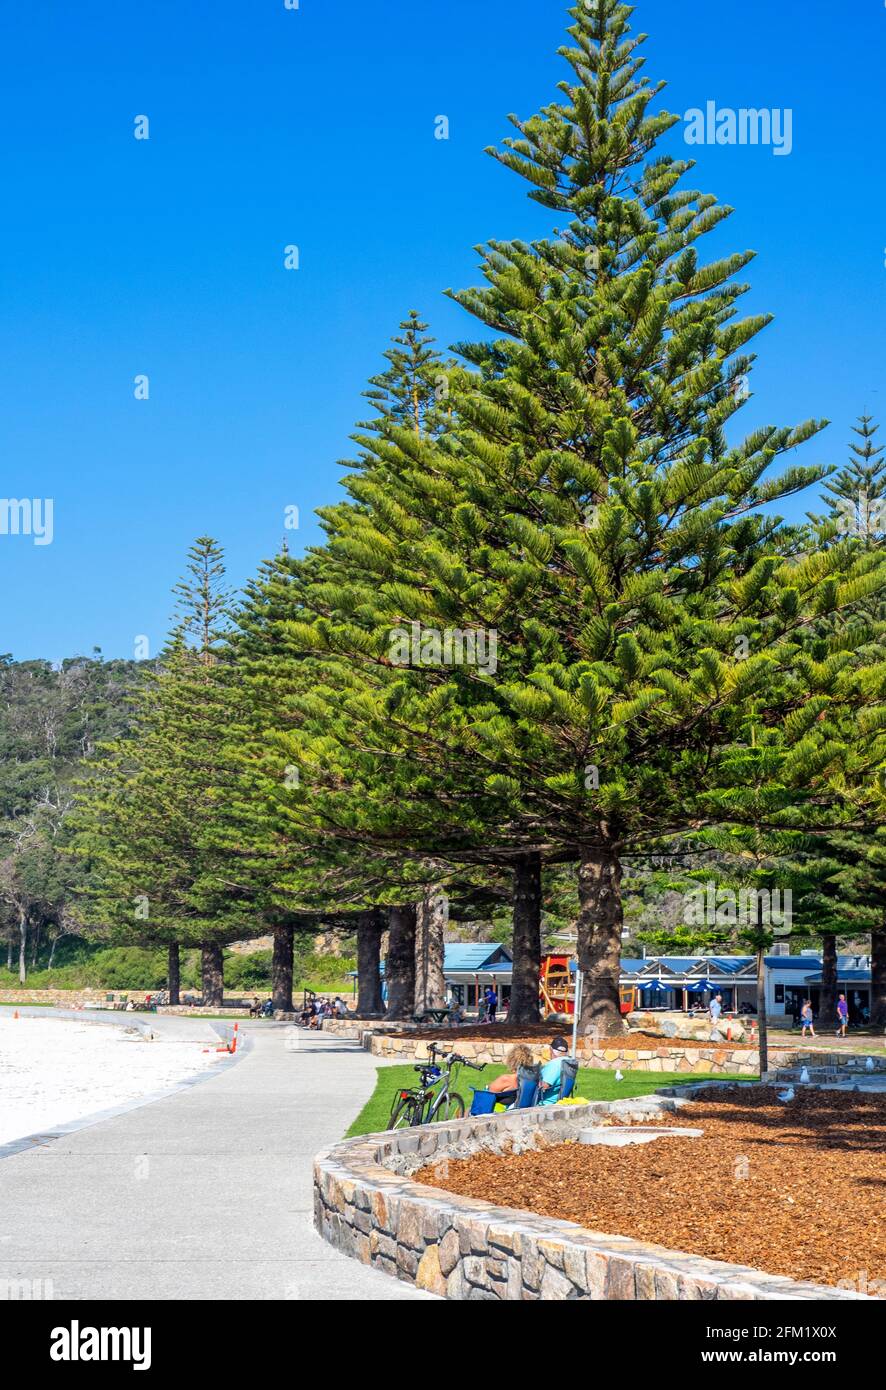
(355, 914), (383, 1018)
(756, 948), (769, 1077)
(871, 927), (886, 1030)
(384, 904), (417, 1020)
(18, 911), (27, 986)
(200, 942), (224, 1007)
(272, 924), (294, 1013)
(415, 888), (447, 1014)
(510, 852), (541, 1024)
(575, 849), (624, 1037)
(167, 942), (180, 1006)
(818, 933), (838, 1029)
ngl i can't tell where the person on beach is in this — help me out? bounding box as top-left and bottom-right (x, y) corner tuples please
(800, 999), (816, 1038)
(836, 994), (849, 1038)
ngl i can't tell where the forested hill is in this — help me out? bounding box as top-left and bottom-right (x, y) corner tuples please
(0, 654), (151, 973)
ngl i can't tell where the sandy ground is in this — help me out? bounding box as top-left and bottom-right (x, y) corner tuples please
(0, 1014), (223, 1146)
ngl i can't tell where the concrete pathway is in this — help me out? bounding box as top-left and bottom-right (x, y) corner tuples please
(0, 1018), (428, 1300)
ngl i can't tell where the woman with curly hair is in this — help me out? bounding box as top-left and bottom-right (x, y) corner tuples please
(486, 1044), (536, 1105)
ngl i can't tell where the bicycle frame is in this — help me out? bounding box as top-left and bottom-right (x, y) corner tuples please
(388, 1045), (483, 1129)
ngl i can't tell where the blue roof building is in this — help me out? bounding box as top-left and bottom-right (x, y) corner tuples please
(620, 953), (873, 1023)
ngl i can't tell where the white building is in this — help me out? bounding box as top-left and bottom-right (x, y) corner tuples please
(620, 953), (872, 1024)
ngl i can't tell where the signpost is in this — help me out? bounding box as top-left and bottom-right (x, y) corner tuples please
(571, 965), (584, 1057)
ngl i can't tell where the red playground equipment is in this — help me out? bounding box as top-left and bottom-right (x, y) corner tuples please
(539, 954), (635, 1018)
(539, 954), (573, 1017)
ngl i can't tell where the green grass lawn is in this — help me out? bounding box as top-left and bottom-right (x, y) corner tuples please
(346, 1062), (736, 1137)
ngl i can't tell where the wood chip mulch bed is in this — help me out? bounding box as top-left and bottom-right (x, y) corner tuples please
(406, 1025), (757, 1052)
(414, 1086), (886, 1293)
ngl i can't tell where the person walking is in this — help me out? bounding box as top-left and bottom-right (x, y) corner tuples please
(800, 999), (816, 1038)
(709, 993), (723, 1036)
(836, 993), (849, 1038)
(484, 984), (498, 1024)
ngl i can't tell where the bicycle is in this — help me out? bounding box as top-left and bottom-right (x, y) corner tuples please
(388, 1044), (484, 1129)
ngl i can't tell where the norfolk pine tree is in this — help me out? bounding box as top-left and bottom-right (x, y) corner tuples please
(71, 539), (253, 1005)
(269, 1), (886, 1034)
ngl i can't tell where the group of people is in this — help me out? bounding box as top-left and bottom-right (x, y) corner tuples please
(444, 985), (500, 1025)
(299, 996), (349, 1029)
(486, 1036), (572, 1107)
(708, 991), (853, 1039)
(798, 994), (851, 1039)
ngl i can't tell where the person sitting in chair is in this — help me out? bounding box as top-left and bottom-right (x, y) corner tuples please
(539, 1035), (570, 1105)
(486, 1046), (535, 1106)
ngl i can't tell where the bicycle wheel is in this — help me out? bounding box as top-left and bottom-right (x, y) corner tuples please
(389, 1096), (418, 1130)
(430, 1091), (465, 1122)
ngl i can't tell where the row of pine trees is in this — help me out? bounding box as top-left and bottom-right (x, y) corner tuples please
(70, 2), (886, 1044)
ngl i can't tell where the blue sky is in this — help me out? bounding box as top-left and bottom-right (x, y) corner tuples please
(2, 0), (884, 662)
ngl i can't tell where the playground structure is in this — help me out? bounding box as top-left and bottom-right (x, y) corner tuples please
(539, 954), (635, 1019)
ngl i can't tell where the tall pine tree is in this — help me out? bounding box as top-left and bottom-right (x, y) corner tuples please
(270, 1), (885, 1034)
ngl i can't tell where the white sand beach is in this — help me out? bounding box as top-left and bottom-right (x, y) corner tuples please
(0, 1013), (224, 1146)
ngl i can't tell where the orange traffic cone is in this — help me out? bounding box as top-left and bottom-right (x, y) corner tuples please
(13, 1009), (19, 1020)
(216, 1022), (239, 1054)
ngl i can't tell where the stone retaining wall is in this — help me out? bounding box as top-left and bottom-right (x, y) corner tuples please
(313, 1018), (365, 1038)
(0, 988), (250, 1011)
(362, 1030), (771, 1075)
(0, 988), (113, 1005)
(314, 1092), (867, 1301)
(785, 1051), (886, 1071)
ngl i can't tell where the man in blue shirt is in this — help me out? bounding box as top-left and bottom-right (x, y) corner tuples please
(539, 1035), (570, 1105)
(484, 985), (498, 1023)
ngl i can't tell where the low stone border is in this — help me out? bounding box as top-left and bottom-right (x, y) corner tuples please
(314, 1092), (870, 1301)
(783, 1051), (886, 1072)
(0, 990), (253, 1017)
(365, 1030), (770, 1075)
(318, 1016), (792, 1074)
(0, 988), (115, 1005)
(311, 1018), (366, 1038)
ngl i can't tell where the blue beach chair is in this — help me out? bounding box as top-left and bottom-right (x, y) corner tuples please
(513, 1064), (541, 1109)
(469, 1088), (498, 1116)
(559, 1056), (579, 1100)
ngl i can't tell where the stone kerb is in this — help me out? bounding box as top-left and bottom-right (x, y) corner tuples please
(314, 1093), (869, 1301)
